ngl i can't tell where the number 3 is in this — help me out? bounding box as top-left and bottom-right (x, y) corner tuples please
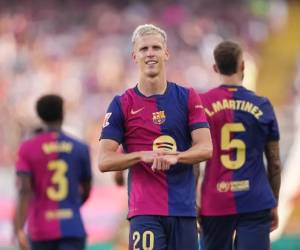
(47, 160), (68, 201)
(221, 123), (246, 170)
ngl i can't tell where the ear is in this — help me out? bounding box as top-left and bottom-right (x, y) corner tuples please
(165, 48), (170, 61)
(241, 60), (245, 71)
(132, 51), (137, 64)
(213, 64), (219, 73)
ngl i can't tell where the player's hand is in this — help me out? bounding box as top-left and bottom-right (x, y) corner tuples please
(151, 151), (178, 172)
(151, 150), (169, 172)
(17, 230), (30, 250)
(270, 207), (279, 232)
(139, 151), (158, 163)
(196, 204), (202, 233)
(114, 171), (125, 186)
(197, 216), (202, 234)
(151, 156), (170, 172)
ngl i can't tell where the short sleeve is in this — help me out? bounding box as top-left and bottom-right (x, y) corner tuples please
(80, 144), (92, 181)
(260, 98), (280, 141)
(100, 96), (125, 144)
(16, 142), (32, 175)
(188, 88), (209, 131)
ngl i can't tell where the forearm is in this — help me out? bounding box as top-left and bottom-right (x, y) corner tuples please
(265, 141), (282, 202)
(268, 161), (281, 201)
(14, 191), (31, 233)
(98, 151), (141, 172)
(177, 143), (212, 165)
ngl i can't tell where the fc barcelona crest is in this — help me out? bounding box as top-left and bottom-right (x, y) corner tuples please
(152, 111), (166, 125)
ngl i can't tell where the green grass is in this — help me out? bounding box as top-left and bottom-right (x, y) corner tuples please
(271, 236), (300, 250)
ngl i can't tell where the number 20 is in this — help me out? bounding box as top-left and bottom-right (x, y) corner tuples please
(133, 231), (154, 250)
(221, 123), (246, 170)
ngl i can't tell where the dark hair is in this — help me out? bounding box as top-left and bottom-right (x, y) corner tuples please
(213, 41), (242, 75)
(36, 94), (63, 123)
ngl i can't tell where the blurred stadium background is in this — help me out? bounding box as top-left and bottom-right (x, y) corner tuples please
(0, 0), (299, 249)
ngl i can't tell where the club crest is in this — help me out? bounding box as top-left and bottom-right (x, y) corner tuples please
(152, 111), (166, 125)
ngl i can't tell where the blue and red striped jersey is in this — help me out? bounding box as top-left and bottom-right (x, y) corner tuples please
(101, 82), (209, 218)
(16, 131), (91, 240)
(199, 84), (279, 216)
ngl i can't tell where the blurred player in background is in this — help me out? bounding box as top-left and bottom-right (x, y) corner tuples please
(14, 94), (92, 250)
(98, 24), (212, 250)
(198, 41), (282, 250)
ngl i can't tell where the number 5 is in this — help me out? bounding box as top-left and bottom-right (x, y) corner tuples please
(221, 123), (246, 170)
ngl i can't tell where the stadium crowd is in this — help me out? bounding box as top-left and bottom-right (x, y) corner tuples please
(0, 0), (287, 175)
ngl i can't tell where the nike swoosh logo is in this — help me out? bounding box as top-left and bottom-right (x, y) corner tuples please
(131, 107), (144, 115)
(195, 105), (203, 109)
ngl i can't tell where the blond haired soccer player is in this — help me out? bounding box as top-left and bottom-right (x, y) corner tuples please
(198, 41), (282, 250)
(98, 24), (212, 250)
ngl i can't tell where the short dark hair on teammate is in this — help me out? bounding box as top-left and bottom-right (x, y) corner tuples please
(213, 41), (242, 75)
(36, 94), (63, 122)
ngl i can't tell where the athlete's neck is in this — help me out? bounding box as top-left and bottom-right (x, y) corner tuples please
(138, 75), (167, 96)
(219, 73), (243, 86)
(45, 121), (62, 131)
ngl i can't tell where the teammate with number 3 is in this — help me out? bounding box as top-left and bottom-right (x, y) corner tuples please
(14, 95), (92, 250)
(198, 41), (282, 250)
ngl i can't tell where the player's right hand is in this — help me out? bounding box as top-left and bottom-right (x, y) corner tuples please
(139, 151), (158, 163)
(270, 207), (279, 232)
(151, 155), (170, 172)
(151, 150), (178, 172)
(197, 216), (202, 233)
(114, 171), (125, 186)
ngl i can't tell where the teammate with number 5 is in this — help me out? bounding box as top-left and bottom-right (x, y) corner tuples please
(14, 94), (92, 250)
(198, 41), (282, 250)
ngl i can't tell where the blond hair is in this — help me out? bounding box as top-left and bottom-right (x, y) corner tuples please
(131, 24), (167, 46)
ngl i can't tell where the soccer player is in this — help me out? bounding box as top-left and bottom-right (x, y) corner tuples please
(98, 24), (212, 250)
(198, 41), (282, 250)
(14, 94), (92, 250)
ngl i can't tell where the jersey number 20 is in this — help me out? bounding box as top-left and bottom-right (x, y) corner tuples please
(47, 160), (68, 201)
(221, 123), (246, 170)
(133, 231), (154, 250)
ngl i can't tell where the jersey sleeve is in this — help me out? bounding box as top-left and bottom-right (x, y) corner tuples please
(260, 98), (280, 141)
(188, 88), (209, 131)
(79, 144), (92, 182)
(16, 142), (32, 176)
(100, 96), (125, 144)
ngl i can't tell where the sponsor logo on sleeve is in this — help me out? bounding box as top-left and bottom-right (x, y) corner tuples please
(103, 112), (112, 128)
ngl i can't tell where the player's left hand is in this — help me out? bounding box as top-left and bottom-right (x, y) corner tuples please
(161, 154), (178, 165)
(17, 230), (30, 250)
(270, 207), (279, 232)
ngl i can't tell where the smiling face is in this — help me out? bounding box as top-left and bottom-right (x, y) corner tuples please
(132, 33), (169, 78)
